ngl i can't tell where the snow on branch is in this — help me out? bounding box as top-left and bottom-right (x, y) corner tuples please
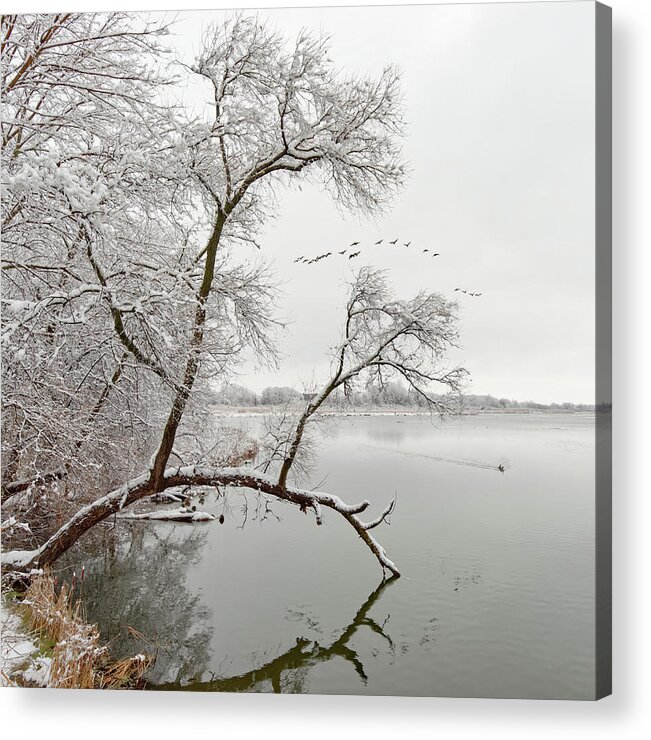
(276, 266), (467, 488)
(361, 498), (396, 531)
(189, 14), (406, 217)
(2, 465), (400, 578)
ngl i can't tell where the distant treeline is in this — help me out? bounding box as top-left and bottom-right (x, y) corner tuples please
(211, 382), (595, 412)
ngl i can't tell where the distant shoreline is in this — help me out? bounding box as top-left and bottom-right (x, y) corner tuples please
(209, 405), (597, 419)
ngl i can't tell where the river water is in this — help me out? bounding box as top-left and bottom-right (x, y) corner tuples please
(74, 412), (596, 699)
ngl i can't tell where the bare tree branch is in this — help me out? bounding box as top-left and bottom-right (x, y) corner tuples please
(277, 266), (467, 488)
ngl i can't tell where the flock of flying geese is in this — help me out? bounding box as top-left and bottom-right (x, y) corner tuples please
(454, 288), (482, 297)
(292, 238), (482, 297)
(293, 238), (441, 266)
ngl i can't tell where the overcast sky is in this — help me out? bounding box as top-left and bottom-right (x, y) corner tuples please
(165, 1), (596, 404)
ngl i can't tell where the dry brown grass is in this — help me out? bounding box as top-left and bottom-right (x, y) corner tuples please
(20, 572), (153, 689)
(22, 573), (105, 688)
(98, 653), (153, 689)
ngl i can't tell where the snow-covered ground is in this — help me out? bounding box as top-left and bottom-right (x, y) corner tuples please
(0, 599), (50, 687)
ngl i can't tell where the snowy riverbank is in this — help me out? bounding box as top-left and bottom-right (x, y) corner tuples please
(0, 598), (50, 687)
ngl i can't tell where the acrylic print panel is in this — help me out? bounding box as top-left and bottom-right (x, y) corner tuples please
(0, 2), (611, 699)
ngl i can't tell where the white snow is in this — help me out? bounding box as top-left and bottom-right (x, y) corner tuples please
(21, 656), (52, 686)
(1, 599), (50, 687)
(1, 548), (41, 569)
(118, 509), (215, 522)
(1, 515), (31, 534)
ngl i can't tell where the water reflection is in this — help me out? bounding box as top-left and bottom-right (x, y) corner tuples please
(63, 414), (596, 698)
(151, 576), (399, 693)
(66, 525), (214, 685)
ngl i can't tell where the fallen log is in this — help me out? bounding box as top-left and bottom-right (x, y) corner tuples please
(149, 492), (184, 504)
(117, 509), (215, 522)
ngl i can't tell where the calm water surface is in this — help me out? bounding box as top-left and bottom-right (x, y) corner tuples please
(73, 413), (596, 699)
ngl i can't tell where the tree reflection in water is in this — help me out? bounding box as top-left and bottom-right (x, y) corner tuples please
(151, 575), (398, 693)
(61, 524), (214, 685)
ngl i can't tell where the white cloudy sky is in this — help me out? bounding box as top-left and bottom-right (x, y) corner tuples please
(143, 2), (597, 403)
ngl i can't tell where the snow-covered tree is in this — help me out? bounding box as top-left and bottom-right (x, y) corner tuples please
(2, 12), (277, 532)
(1, 13), (461, 581)
(2, 11), (191, 539)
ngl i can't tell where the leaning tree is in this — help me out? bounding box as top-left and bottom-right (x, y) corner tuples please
(2, 13), (464, 578)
